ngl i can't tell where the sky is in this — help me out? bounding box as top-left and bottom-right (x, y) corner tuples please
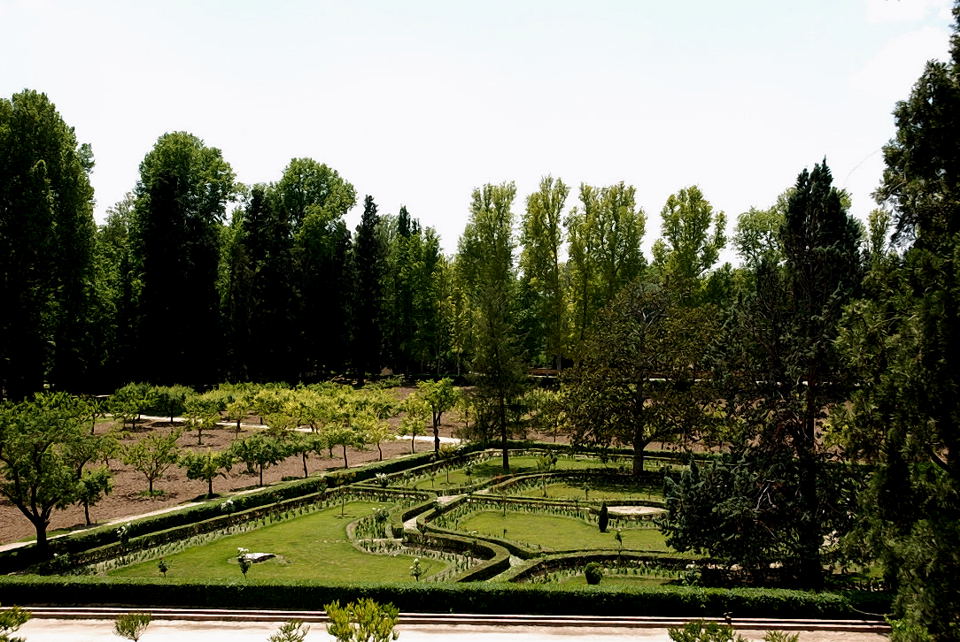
(1, 0), (955, 256)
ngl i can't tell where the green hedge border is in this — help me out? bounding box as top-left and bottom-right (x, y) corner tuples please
(0, 575), (890, 619)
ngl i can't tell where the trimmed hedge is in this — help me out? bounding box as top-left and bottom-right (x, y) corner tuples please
(0, 575), (890, 619)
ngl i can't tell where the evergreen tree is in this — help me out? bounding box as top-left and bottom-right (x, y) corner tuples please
(839, 5), (960, 635)
(352, 195), (387, 384)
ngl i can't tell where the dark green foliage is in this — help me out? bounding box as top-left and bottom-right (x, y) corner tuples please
(0, 575), (885, 619)
(130, 132), (235, 386)
(598, 501), (609, 533)
(352, 196), (387, 384)
(584, 562), (603, 585)
(0, 392), (96, 555)
(0, 90), (97, 399)
(838, 5), (960, 637)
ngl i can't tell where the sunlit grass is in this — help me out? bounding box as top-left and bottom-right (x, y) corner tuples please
(108, 501), (445, 582)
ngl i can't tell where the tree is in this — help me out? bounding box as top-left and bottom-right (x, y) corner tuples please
(563, 282), (717, 475)
(520, 176), (570, 369)
(0, 392), (94, 555)
(182, 396), (220, 445)
(76, 465), (113, 526)
(229, 433), (286, 486)
(652, 185), (726, 300)
(324, 599), (399, 642)
(150, 385), (193, 423)
(399, 397), (428, 453)
(457, 182), (526, 471)
(696, 161), (861, 588)
(179, 449), (233, 497)
(280, 158), (356, 378)
(565, 182), (646, 346)
(113, 612), (151, 642)
(285, 431), (326, 477)
(122, 429), (183, 496)
(0, 89), (97, 399)
(733, 194), (788, 270)
(415, 378), (459, 454)
(130, 131), (235, 385)
(352, 195), (387, 385)
(836, 5), (960, 635)
(356, 413), (395, 461)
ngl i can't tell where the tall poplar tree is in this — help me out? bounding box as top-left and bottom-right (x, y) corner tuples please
(0, 90), (96, 398)
(520, 176), (569, 369)
(458, 182), (526, 470)
(130, 132), (235, 385)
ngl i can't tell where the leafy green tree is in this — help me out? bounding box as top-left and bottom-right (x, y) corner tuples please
(356, 412), (395, 461)
(122, 429), (183, 496)
(835, 6), (960, 636)
(457, 182), (527, 470)
(415, 378), (459, 454)
(130, 131), (235, 385)
(113, 612), (151, 641)
(563, 282), (717, 475)
(520, 176), (570, 369)
(229, 433), (286, 486)
(285, 431), (326, 477)
(400, 396), (428, 453)
(179, 449), (233, 497)
(652, 185), (726, 299)
(0, 89), (96, 399)
(280, 158), (356, 378)
(76, 465), (113, 526)
(565, 182), (646, 346)
(182, 396), (220, 445)
(111, 382), (156, 425)
(324, 599), (399, 642)
(733, 193), (789, 270)
(149, 385), (193, 423)
(0, 392), (94, 554)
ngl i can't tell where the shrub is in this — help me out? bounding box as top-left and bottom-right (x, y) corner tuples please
(0, 603), (30, 642)
(269, 620), (310, 642)
(598, 501), (609, 533)
(584, 562), (603, 585)
(668, 621), (745, 642)
(114, 612), (151, 641)
(325, 599), (399, 642)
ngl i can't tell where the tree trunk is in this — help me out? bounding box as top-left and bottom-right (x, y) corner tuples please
(377, 443), (383, 461)
(208, 478), (214, 497)
(148, 477), (154, 496)
(258, 464), (264, 487)
(433, 420), (440, 455)
(342, 444), (349, 469)
(33, 520), (48, 558)
(302, 454), (309, 478)
(83, 503), (91, 526)
(632, 430), (648, 477)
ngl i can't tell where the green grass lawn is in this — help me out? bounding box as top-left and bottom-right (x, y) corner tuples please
(454, 510), (675, 553)
(404, 455), (630, 491)
(556, 573), (673, 587)
(108, 501), (445, 582)
(510, 479), (664, 502)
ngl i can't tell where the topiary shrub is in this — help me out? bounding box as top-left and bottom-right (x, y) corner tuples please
(598, 501), (609, 533)
(584, 562), (603, 585)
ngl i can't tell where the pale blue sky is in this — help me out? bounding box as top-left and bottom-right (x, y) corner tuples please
(1, 0), (954, 256)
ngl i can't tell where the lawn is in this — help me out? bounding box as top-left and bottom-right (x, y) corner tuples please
(403, 454), (633, 491)
(108, 500), (445, 582)
(508, 479), (664, 502)
(453, 509), (676, 553)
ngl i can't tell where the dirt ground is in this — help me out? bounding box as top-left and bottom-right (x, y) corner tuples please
(0, 387), (492, 545)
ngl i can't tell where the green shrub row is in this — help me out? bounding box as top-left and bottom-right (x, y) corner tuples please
(501, 551), (696, 582)
(0, 575), (890, 619)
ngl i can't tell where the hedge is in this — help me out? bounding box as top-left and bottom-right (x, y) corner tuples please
(0, 575), (890, 619)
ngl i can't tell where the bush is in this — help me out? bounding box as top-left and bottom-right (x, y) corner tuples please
(584, 562), (604, 585)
